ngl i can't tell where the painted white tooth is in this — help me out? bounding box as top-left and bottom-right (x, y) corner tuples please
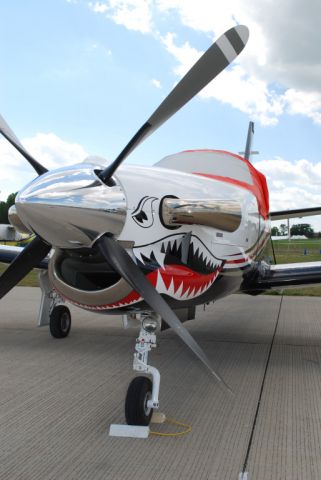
(189, 287), (196, 298)
(184, 287), (191, 299)
(195, 287), (201, 297)
(175, 281), (184, 298)
(193, 286), (200, 297)
(167, 277), (175, 296)
(180, 286), (190, 300)
(156, 270), (167, 293)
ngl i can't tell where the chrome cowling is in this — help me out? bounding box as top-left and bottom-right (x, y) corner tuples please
(15, 163), (127, 249)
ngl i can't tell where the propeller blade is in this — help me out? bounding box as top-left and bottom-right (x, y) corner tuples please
(97, 235), (232, 393)
(99, 25), (249, 183)
(0, 236), (51, 299)
(0, 114), (47, 175)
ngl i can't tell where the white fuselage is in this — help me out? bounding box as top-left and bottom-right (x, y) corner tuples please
(15, 150), (270, 312)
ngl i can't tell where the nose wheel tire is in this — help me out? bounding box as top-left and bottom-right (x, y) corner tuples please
(125, 376), (153, 426)
(49, 305), (71, 338)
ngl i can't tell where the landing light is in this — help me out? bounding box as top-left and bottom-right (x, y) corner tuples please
(142, 318), (159, 333)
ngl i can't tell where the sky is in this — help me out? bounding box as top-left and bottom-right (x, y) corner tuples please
(1, 0), (321, 230)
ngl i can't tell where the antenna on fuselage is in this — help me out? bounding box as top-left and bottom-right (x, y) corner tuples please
(239, 121), (259, 161)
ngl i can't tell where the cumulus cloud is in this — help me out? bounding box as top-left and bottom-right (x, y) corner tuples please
(87, 0), (321, 126)
(254, 158), (321, 216)
(161, 33), (283, 126)
(89, 0), (153, 34)
(0, 134), (87, 201)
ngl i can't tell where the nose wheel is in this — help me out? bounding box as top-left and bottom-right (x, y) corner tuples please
(125, 315), (161, 426)
(125, 376), (153, 426)
(49, 305), (71, 338)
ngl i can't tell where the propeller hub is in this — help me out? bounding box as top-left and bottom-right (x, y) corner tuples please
(15, 162), (127, 248)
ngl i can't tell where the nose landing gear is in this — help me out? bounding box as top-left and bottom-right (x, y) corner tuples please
(37, 270), (71, 338)
(125, 314), (161, 426)
(49, 305), (71, 338)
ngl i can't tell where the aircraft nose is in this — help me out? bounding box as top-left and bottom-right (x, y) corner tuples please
(15, 163), (127, 248)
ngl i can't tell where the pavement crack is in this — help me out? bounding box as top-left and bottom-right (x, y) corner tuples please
(240, 294), (284, 476)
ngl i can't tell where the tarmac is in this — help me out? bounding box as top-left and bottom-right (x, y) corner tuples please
(1, 288), (321, 479)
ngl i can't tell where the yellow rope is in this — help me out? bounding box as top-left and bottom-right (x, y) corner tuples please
(150, 417), (192, 437)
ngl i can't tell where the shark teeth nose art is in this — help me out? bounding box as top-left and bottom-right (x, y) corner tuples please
(98, 264), (221, 310)
(133, 235), (220, 274)
(70, 234), (223, 311)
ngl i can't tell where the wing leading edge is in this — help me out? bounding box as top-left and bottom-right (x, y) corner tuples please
(0, 245), (48, 269)
(242, 261), (321, 293)
(270, 206), (321, 220)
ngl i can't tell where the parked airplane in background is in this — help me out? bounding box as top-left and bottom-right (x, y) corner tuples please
(1, 25), (321, 427)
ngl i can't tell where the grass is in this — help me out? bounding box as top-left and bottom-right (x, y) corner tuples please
(272, 238), (321, 262)
(263, 238), (321, 296)
(0, 238), (38, 287)
(0, 262), (39, 287)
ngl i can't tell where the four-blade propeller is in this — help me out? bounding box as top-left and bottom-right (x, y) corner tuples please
(0, 25), (249, 389)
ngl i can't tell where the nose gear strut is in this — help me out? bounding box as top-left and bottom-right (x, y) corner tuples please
(125, 314), (161, 426)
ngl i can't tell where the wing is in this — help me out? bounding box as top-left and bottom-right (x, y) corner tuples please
(0, 244), (48, 269)
(242, 261), (321, 292)
(270, 206), (321, 220)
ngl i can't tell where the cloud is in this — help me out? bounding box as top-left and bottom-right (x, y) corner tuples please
(151, 78), (161, 88)
(87, 0), (321, 126)
(283, 89), (321, 125)
(161, 32), (283, 126)
(89, 0), (153, 34)
(0, 133), (87, 201)
(254, 157), (321, 213)
(253, 156), (321, 230)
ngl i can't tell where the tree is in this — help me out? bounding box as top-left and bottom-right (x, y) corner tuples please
(271, 226), (280, 236)
(0, 192), (17, 224)
(290, 223), (314, 238)
(279, 223), (288, 236)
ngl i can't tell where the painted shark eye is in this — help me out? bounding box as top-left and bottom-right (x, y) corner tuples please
(132, 196), (158, 228)
(134, 210), (148, 224)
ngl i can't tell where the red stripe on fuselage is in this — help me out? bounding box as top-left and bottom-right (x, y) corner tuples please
(193, 172), (269, 220)
(182, 149), (269, 219)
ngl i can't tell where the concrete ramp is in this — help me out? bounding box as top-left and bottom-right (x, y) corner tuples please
(0, 288), (321, 479)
